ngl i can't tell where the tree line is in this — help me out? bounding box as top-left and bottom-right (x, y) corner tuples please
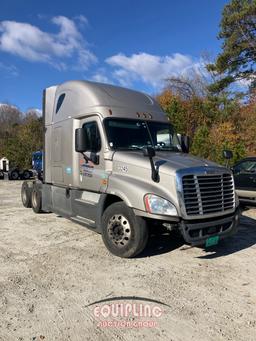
(157, 85), (255, 165)
(0, 105), (43, 169)
(157, 0), (256, 165)
(157, 0), (256, 163)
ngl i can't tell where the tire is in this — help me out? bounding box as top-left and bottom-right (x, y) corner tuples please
(37, 171), (43, 181)
(31, 185), (43, 213)
(101, 202), (148, 258)
(22, 170), (31, 180)
(10, 170), (19, 180)
(21, 182), (32, 208)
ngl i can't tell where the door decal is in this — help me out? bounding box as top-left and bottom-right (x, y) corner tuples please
(80, 159), (95, 178)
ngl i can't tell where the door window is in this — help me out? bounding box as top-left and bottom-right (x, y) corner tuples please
(234, 161), (256, 174)
(82, 121), (101, 153)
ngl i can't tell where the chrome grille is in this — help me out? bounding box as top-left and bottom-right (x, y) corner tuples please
(182, 173), (235, 216)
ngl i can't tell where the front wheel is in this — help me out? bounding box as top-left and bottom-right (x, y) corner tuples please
(101, 202), (148, 258)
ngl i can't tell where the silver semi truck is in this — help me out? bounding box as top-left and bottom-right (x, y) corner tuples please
(21, 80), (240, 257)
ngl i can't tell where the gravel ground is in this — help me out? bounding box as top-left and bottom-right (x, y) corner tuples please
(0, 180), (256, 341)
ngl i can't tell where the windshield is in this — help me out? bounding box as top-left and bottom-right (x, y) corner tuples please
(104, 118), (181, 152)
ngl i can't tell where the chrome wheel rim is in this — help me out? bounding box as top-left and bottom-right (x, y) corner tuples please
(107, 214), (131, 247)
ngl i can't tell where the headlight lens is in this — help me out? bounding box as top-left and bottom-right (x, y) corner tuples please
(144, 194), (178, 216)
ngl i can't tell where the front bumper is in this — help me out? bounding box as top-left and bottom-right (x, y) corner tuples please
(179, 208), (240, 246)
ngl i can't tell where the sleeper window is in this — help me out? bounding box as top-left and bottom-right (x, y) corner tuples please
(56, 94), (65, 114)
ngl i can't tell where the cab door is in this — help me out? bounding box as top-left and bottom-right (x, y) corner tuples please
(78, 116), (107, 192)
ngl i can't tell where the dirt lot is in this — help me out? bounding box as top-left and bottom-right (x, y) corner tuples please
(0, 180), (256, 341)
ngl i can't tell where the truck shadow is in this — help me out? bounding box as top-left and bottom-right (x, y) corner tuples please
(138, 230), (184, 257)
(197, 215), (256, 259)
(138, 214), (256, 258)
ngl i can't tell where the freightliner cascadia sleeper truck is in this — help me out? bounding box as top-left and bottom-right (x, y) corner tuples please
(21, 80), (240, 257)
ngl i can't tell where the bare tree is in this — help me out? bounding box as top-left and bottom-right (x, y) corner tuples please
(0, 104), (22, 137)
(164, 51), (226, 100)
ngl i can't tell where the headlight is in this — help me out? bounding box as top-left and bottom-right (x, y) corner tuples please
(144, 194), (178, 216)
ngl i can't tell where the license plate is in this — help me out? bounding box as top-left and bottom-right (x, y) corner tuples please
(205, 235), (219, 247)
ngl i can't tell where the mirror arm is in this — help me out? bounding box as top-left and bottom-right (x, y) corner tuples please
(142, 146), (159, 182)
(81, 152), (99, 165)
(149, 157), (159, 182)
(81, 152), (90, 163)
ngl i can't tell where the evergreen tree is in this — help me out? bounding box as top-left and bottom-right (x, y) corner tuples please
(207, 0), (256, 93)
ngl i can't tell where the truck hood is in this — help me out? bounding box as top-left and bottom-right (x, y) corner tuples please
(112, 151), (222, 175)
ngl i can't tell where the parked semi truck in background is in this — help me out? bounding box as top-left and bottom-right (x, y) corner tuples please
(21, 80), (240, 257)
(9, 166), (32, 180)
(8, 151), (42, 180)
(32, 151), (43, 174)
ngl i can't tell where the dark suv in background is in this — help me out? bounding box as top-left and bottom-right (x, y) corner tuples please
(233, 157), (256, 205)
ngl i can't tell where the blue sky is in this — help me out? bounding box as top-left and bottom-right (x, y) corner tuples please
(0, 0), (229, 112)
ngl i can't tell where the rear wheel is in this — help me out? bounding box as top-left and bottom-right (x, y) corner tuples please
(21, 182), (32, 208)
(31, 185), (43, 213)
(22, 170), (31, 180)
(9, 170), (19, 180)
(101, 202), (148, 258)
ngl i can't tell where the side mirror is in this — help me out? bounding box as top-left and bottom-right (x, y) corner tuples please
(142, 146), (155, 158)
(223, 150), (233, 160)
(180, 135), (190, 153)
(75, 128), (88, 153)
(223, 150), (233, 168)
